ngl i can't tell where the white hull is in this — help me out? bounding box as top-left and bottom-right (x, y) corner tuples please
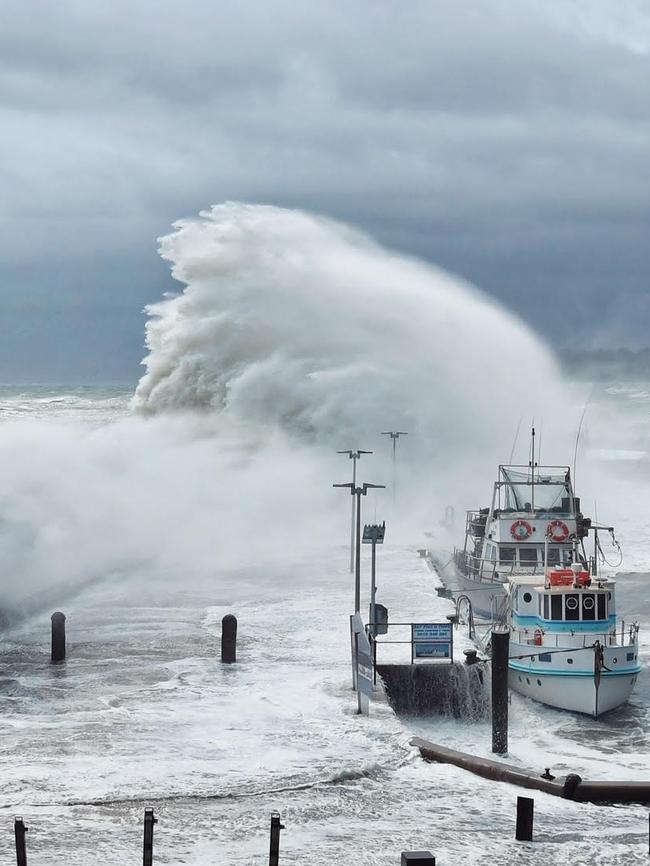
(508, 667), (637, 716)
(509, 640), (640, 717)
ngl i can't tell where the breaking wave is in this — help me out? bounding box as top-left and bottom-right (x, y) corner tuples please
(134, 203), (566, 464)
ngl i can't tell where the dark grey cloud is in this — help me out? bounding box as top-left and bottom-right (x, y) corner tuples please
(0, 0), (649, 380)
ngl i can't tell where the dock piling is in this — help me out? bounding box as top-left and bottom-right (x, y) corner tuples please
(269, 811), (285, 866)
(143, 808), (157, 866)
(14, 818), (27, 866)
(51, 612), (66, 663)
(491, 627), (509, 754)
(221, 614), (237, 664)
(401, 853), (436, 866)
(515, 796), (534, 841)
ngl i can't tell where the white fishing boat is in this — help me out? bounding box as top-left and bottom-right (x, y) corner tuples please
(506, 566), (640, 717)
(435, 431), (641, 716)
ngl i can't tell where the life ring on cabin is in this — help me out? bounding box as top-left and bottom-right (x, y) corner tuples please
(510, 519), (533, 540)
(534, 628), (543, 646)
(547, 519), (569, 542)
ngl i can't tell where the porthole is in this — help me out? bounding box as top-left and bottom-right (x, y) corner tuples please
(567, 658), (574, 664)
(523, 592), (532, 603)
(537, 679), (541, 686)
(518, 676), (522, 682)
(612, 657), (618, 664)
(526, 678), (530, 685)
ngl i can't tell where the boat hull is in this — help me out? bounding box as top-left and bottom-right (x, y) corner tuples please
(440, 565), (504, 619)
(508, 637), (641, 717)
(508, 666), (638, 716)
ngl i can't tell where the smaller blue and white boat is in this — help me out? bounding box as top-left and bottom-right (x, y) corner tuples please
(506, 563), (640, 717)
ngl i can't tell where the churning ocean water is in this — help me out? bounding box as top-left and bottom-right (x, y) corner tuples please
(0, 206), (649, 865)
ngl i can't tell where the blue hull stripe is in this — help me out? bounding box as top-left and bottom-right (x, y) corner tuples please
(509, 660), (641, 677)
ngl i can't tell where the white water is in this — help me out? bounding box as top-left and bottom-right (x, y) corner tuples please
(0, 205), (648, 864)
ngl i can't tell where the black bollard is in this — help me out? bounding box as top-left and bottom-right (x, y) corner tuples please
(14, 817), (28, 866)
(51, 612), (66, 663)
(221, 614), (237, 664)
(491, 627), (509, 754)
(268, 811), (285, 866)
(143, 808), (157, 866)
(515, 796), (534, 841)
(401, 853), (436, 866)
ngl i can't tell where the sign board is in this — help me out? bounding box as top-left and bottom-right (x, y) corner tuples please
(350, 613), (374, 708)
(411, 622), (453, 662)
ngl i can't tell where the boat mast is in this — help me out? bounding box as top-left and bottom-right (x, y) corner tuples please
(529, 426), (536, 511)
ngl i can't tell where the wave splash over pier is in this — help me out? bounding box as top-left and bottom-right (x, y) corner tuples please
(134, 202), (563, 462)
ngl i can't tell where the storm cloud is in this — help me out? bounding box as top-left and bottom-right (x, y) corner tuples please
(1, 0), (649, 379)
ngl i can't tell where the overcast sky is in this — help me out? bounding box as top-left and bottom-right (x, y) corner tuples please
(1, 0), (649, 381)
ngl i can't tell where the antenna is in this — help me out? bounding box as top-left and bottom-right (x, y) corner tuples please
(508, 417), (522, 464)
(573, 403), (589, 490)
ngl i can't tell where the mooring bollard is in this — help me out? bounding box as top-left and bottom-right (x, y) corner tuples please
(491, 627), (509, 754)
(221, 614), (237, 664)
(143, 808), (157, 866)
(14, 817), (28, 866)
(269, 811), (285, 866)
(401, 852), (436, 866)
(515, 795), (534, 841)
(51, 612), (66, 663)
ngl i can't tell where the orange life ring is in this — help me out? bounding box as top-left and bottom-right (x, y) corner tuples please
(511, 519), (533, 540)
(547, 519), (569, 542)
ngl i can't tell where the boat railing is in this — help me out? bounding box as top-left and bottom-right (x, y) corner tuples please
(513, 623), (639, 649)
(455, 550), (543, 584)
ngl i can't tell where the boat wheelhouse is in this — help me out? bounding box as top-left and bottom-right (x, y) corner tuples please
(449, 463), (586, 617)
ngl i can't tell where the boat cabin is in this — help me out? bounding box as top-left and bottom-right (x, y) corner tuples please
(457, 464), (589, 584)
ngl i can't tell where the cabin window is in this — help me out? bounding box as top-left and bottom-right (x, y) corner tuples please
(597, 594), (606, 620)
(488, 544), (496, 561)
(565, 594), (579, 621)
(543, 595), (549, 619)
(500, 547), (515, 563)
(519, 548), (537, 565)
(539, 653), (551, 662)
(546, 547), (560, 566)
(550, 595), (562, 620)
(581, 594), (595, 621)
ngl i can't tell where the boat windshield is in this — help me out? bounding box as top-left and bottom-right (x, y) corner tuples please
(500, 468), (571, 512)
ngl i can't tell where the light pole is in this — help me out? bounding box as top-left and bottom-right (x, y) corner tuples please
(381, 431), (407, 501)
(337, 450), (372, 573)
(333, 482), (386, 614)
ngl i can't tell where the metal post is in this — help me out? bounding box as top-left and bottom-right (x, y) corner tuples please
(51, 612), (66, 663)
(491, 628), (509, 754)
(143, 808), (157, 866)
(370, 538), (377, 639)
(515, 796), (534, 841)
(269, 811), (285, 866)
(355, 490), (362, 614)
(221, 614), (237, 663)
(14, 818), (27, 866)
(337, 450), (372, 574)
(333, 481), (385, 616)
